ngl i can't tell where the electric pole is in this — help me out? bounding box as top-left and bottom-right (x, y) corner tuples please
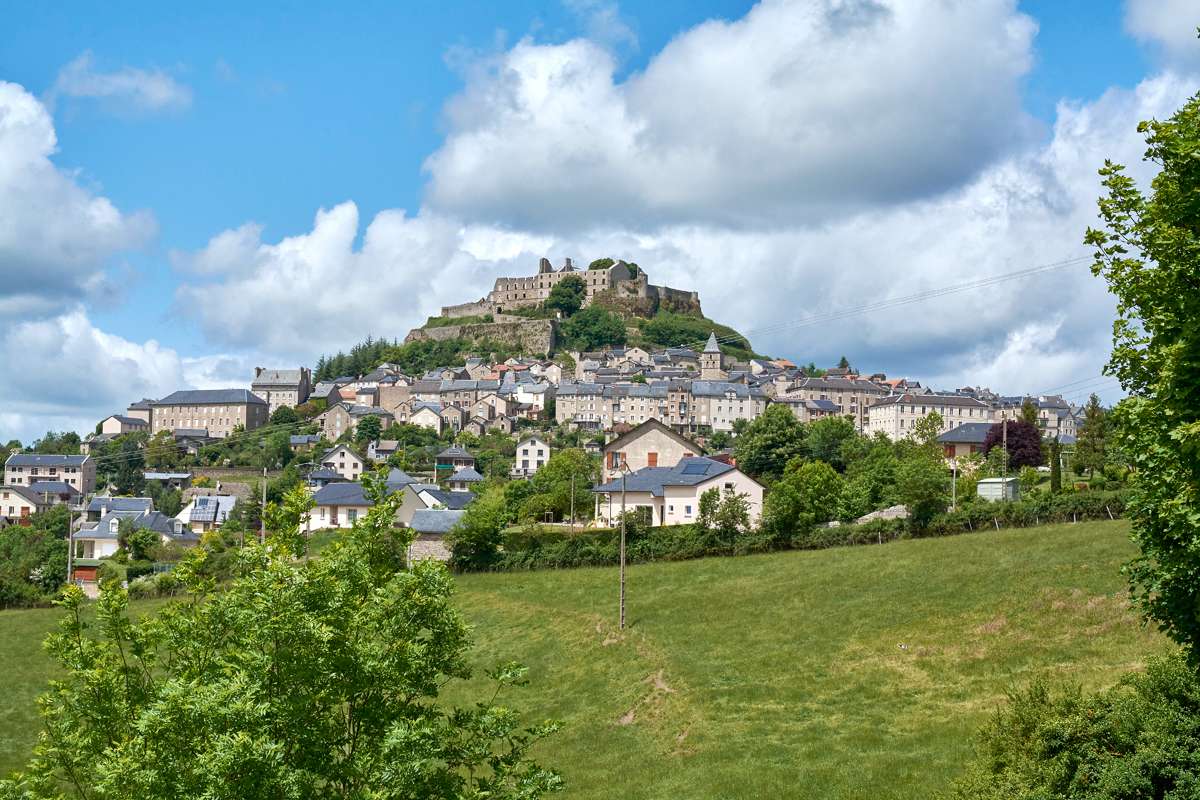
(619, 466), (627, 630)
(260, 466), (267, 544)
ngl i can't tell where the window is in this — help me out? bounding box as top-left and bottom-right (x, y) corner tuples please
(685, 505), (693, 516)
(348, 509), (358, 523)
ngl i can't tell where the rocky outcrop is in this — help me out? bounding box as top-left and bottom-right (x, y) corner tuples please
(404, 319), (555, 356)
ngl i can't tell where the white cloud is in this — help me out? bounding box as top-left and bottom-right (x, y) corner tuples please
(0, 80), (155, 316)
(1125, 0), (1200, 67)
(424, 0), (1038, 229)
(0, 309), (248, 444)
(47, 51), (193, 113)
(564, 0), (638, 51)
(175, 203), (550, 359)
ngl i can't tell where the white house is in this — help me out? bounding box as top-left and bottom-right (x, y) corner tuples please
(321, 444), (365, 482)
(512, 435), (552, 477)
(307, 482), (373, 531)
(176, 494), (238, 534)
(592, 456), (764, 528)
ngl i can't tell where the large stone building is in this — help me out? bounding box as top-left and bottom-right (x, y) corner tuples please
(777, 376), (892, 431)
(866, 393), (993, 441)
(4, 454), (96, 494)
(250, 367), (312, 414)
(440, 257), (701, 318)
(149, 389), (269, 439)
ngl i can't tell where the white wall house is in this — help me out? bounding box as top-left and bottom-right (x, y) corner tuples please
(512, 435), (551, 477)
(592, 456), (764, 528)
(321, 444), (365, 482)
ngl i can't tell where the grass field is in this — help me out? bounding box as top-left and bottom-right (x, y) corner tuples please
(0, 520), (1167, 798)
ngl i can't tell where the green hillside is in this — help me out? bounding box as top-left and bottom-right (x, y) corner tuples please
(0, 520), (1165, 798)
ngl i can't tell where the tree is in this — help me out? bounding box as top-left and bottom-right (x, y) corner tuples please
(804, 417), (858, 471)
(447, 484), (511, 570)
(982, 420), (1043, 471)
(695, 487), (751, 551)
(270, 405), (298, 426)
(113, 435), (146, 495)
(910, 411), (945, 455)
(1, 481), (561, 799)
(895, 453), (948, 530)
(117, 519), (159, 562)
(558, 306), (626, 351)
(526, 448), (597, 522)
(354, 415), (382, 446)
(1019, 398), (1040, 428)
(144, 429), (180, 471)
(762, 460), (844, 542)
(0, 506), (67, 608)
(587, 257), (614, 270)
(1073, 394), (1108, 477)
(1085, 91), (1200, 657)
(732, 404), (806, 483)
(837, 355), (850, 370)
(1048, 436), (1062, 493)
(544, 275), (586, 317)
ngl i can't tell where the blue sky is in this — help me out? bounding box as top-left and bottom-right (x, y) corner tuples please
(0, 0), (1196, 441)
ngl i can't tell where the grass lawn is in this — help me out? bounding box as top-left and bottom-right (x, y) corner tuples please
(0, 520), (1165, 798)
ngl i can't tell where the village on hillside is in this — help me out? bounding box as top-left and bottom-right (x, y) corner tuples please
(1, 257), (1103, 597)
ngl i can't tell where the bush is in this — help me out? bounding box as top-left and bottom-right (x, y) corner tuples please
(124, 561), (155, 582)
(954, 652), (1200, 799)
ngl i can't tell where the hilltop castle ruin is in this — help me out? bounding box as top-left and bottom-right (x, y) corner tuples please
(440, 257), (701, 319)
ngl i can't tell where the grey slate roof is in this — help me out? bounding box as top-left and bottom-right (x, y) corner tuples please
(937, 422), (995, 444)
(870, 392), (991, 409)
(410, 508), (466, 535)
(592, 457), (737, 497)
(187, 495), (237, 523)
(252, 369), (305, 386)
(155, 389), (267, 406)
(312, 482), (372, 507)
(87, 496), (153, 514)
(128, 398), (155, 410)
(5, 453), (89, 467)
(290, 434), (321, 446)
(416, 486), (476, 510)
(22, 481), (80, 496)
(689, 381), (768, 399)
(448, 467), (484, 483)
(106, 415), (146, 425)
(704, 332), (721, 353)
(437, 445), (474, 460)
(385, 468), (417, 489)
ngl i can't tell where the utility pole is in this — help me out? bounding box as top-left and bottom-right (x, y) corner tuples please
(260, 466), (267, 544)
(66, 497), (76, 587)
(951, 459), (957, 511)
(570, 472), (576, 531)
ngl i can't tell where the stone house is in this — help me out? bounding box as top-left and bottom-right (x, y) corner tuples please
(601, 420), (702, 484)
(592, 457), (764, 528)
(5, 453), (96, 494)
(99, 414), (149, 436)
(866, 393), (993, 441)
(408, 403), (445, 433)
(405, 509), (461, 562)
(250, 367), (312, 414)
(150, 389), (269, 439)
(512, 435), (551, 478)
(687, 382), (769, 432)
(317, 402), (394, 441)
(779, 377), (891, 431)
(321, 444), (365, 482)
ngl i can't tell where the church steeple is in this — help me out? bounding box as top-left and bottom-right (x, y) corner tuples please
(700, 332), (724, 380)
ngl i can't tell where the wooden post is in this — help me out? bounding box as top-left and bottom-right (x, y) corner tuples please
(1106, 506), (1114, 520)
(993, 517), (1000, 531)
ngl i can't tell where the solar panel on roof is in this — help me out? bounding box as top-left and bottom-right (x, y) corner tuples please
(681, 462), (711, 475)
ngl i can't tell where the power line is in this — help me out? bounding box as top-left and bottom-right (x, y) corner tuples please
(675, 254), (1092, 353)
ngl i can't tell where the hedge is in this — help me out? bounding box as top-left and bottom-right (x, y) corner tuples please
(472, 490), (1132, 573)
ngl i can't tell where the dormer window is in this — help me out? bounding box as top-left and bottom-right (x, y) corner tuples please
(109, 519), (119, 533)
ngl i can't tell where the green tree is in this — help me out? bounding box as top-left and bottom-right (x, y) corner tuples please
(804, 417), (858, 471)
(526, 448), (597, 522)
(910, 411), (945, 454)
(559, 306), (627, 351)
(0, 506), (68, 608)
(1020, 398), (1040, 428)
(1086, 91), (1200, 657)
(1048, 436), (1063, 493)
(354, 414), (383, 446)
(695, 487), (751, 551)
(837, 355), (850, 370)
(895, 453), (948, 530)
(1073, 394), (1108, 477)
(762, 460), (844, 542)
(587, 257), (614, 270)
(270, 405), (298, 425)
(113, 435), (147, 495)
(117, 519), (159, 562)
(1, 481), (561, 799)
(544, 275), (586, 317)
(732, 404), (806, 483)
(144, 429), (180, 471)
(447, 484), (511, 570)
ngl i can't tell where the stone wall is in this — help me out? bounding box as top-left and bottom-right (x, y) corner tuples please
(440, 299), (494, 318)
(404, 319), (556, 355)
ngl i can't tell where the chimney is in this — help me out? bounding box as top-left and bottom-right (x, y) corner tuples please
(255, 367), (264, 379)
(538, 257), (552, 274)
(563, 257), (573, 270)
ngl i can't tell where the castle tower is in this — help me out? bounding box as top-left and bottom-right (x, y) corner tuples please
(700, 332), (725, 380)
(538, 257), (553, 274)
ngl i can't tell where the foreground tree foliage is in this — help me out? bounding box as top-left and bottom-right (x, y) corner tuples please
(954, 653), (1200, 799)
(0, 477), (561, 799)
(1086, 89), (1200, 657)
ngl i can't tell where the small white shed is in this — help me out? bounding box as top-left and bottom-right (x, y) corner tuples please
(977, 477), (1020, 502)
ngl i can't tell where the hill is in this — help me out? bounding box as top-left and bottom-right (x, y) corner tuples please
(0, 520), (1165, 797)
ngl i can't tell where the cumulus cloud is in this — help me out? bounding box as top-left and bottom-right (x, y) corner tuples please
(0, 309), (248, 443)
(1125, 0), (1200, 67)
(47, 51), (193, 113)
(564, 0), (638, 51)
(175, 203), (553, 359)
(0, 81), (155, 316)
(424, 0), (1038, 229)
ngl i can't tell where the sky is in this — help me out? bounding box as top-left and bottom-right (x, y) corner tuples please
(0, 0), (1197, 443)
